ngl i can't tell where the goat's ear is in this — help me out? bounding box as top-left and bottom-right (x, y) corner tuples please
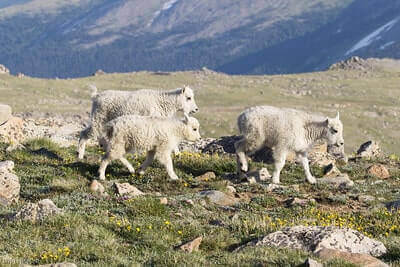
(183, 113), (190, 124)
(324, 118), (330, 126)
(181, 85), (186, 94)
(336, 111), (340, 120)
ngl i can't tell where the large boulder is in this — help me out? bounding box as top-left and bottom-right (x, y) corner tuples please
(12, 199), (63, 222)
(236, 226), (386, 257)
(0, 104), (12, 125)
(0, 161), (20, 206)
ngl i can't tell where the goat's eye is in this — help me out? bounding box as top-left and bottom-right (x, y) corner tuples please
(330, 128), (338, 134)
(187, 97), (192, 101)
(193, 128), (197, 131)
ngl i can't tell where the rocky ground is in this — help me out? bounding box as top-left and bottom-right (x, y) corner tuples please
(0, 105), (399, 266)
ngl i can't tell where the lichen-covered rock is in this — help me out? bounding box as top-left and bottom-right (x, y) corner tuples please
(197, 190), (238, 206)
(195, 171), (216, 181)
(13, 199), (63, 222)
(0, 116), (24, 144)
(114, 183), (144, 197)
(318, 174), (354, 188)
(236, 226), (386, 257)
(0, 162), (20, 206)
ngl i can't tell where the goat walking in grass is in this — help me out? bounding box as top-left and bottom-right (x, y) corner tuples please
(235, 106), (345, 184)
(78, 85), (199, 159)
(98, 114), (201, 180)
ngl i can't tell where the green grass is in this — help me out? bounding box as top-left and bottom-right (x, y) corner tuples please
(1, 66), (400, 154)
(0, 139), (400, 266)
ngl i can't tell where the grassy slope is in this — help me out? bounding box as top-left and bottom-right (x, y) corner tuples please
(0, 139), (399, 266)
(0, 67), (400, 154)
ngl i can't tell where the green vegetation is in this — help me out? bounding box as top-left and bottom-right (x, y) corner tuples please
(1, 66), (400, 154)
(0, 139), (400, 266)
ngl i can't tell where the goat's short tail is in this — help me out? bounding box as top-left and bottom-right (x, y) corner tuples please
(88, 84), (98, 98)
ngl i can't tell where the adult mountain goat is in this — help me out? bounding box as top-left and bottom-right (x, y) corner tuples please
(98, 114), (201, 180)
(235, 106), (345, 184)
(78, 85), (199, 159)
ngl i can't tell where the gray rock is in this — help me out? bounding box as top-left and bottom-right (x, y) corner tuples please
(357, 141), (382, 158)
(358, 195), (376, 203)
(0, 162), (20, 206)
(0, 104), (12, 125)
(114, 182), (144, 197)
(197, 190), (238, 206)
(318, 174), (354, 188)
(12, 199), (63, 222)
(236, 226), (386, 257)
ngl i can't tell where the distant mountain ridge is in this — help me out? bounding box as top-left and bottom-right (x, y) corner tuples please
(1, 0), (400, 78)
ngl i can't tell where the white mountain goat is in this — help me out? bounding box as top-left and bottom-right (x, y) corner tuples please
(78, 85), (199, 159)
(234, 106), (345, 184)
(98, 114), (201, 180)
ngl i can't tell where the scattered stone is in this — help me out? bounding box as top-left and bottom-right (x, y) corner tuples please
(160, 197), (168, 205)
(226, 185), (236, 194)
(264, 183), (289, 192)
(328, 56), (374, 71)
(367, 164), (390, 179)
(184, 199), (194, 206)
(114, 183), (144, 197)
(285, 197), (315, 207)
(0, 160), (14, 172)
(0, 162), (20, 206)
(385, 200), (400, 211)
(0, 116), (24, 144)
(304, 258), (323, 267)
(195, 171), (216, 181)
(0, 104), (12, 125)
(0, 64), (10, 74)
(89, 180), (105, 194)
(315, 248), (389, 267)
(236, 226), (386, 257)
(93, 69), (106, 76)
(357, 141), (382, 158)
(323, 163), (342, 177)
(197, 190), (239, 206)
(246, 168), (271, 182)
(12, 199), (63, 222)
(318, 174), (354, 188)
(178, 236), (202, 253)
(358, 195), (376, 203)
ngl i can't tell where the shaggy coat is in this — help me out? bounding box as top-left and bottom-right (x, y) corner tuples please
(78, 85), (198, 159)
(98, 114), (201, 180)
(235, 106), (345, 184)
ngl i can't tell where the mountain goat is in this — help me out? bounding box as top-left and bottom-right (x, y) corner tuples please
(78, 85), (199, 159)
(98, 114), (201, 180)
(235, 106), (345, 184)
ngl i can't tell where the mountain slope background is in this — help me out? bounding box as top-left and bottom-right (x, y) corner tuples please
(0, 0), (352, 78)
(1, 0), (400, 78)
